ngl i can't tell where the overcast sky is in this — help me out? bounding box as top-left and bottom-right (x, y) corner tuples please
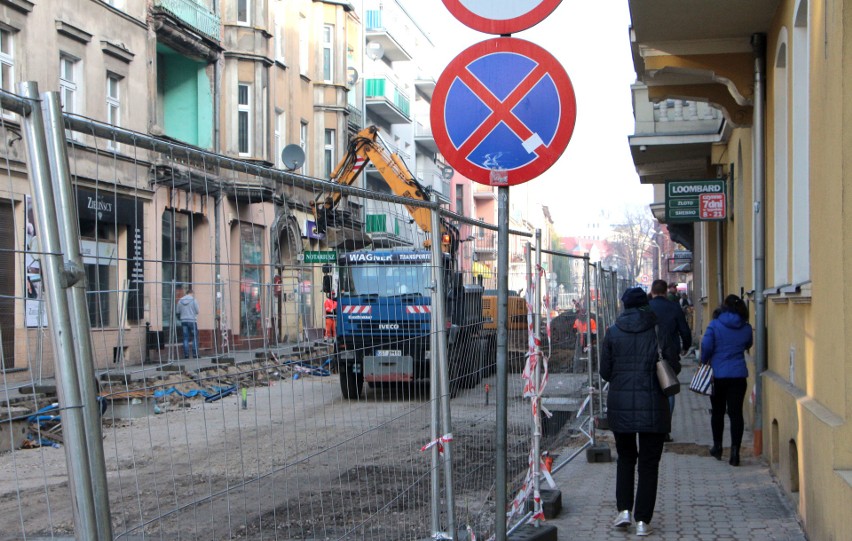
(399, 0), (653, 235)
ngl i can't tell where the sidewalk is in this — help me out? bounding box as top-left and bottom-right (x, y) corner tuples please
(546, 363), (808, 540)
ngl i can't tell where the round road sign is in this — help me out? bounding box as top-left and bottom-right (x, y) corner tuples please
(431, 37), (577, 186)
(441, 0), (563, 35)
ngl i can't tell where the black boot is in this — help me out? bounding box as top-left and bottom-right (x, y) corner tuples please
(729, 445), (740, 466)
(709, 442), (723, 460)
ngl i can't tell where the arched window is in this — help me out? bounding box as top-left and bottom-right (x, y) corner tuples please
(792, 0), (810, 284)
(773, 30), (789, 286)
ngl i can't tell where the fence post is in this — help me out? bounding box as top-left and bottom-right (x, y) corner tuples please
(532, 230), (543, 526)
(40, 90), (114, 540)
(429, 192), (455, 538)
(583, 253), (595, 447)
(19, 81), (100, 540)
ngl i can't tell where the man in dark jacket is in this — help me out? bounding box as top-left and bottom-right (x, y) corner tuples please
(600, 287), (680, 536)
(649, 279), (691, 442)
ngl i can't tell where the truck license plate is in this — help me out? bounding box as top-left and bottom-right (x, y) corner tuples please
(376, 349), (402, 357)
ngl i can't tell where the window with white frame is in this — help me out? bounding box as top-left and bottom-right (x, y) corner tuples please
(106, 73), (121, 150)
(274, 14), (286, 63)
(322, 24), (334, 83)
(274, 112), (285, 168)
(0, 28), (14, 94)
(59, 54), (79, 114)
(238, 83), (252, 156)
(299, 121), (308, 173)
(237, 0), (250, 25)
(791, 0), (810, 284)
(299, 15), (308, 76)
(772, 31), (789, 287)
(324, 128), (335, 178)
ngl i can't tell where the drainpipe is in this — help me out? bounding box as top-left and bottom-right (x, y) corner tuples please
(751, 33), (767, 457)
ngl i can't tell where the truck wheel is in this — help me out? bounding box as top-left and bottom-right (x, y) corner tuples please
(340, 361), (364, 399)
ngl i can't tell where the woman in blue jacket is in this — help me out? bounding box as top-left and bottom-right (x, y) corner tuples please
(700, 295), (753, 466)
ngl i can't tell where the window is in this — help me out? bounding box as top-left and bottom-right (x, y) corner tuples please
(299, 15), (308, 76)
(322, 24), (333, 83)
(237, 0), (250, 25)
(791, 0), (810, 284)
(274, 112), (285, 168)
(162, 210), (193, 335)
(106, 73), (121, 150)
(238, 83), (251, 156)
(240, 223), (264, 338)
(455, 184), (464, 215)
(274, 14), (286, 62)
(773, 31), (789, 286)
(59, 54), (78, 114)
(0, 28), (14, 93)
(80, 220), (118, 328)
(324, 128), (335, 178)
(299, 121), (308, 173)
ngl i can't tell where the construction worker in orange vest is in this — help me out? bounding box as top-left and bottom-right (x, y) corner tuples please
(572, 309), (598, 350)
(323, 292), (338, 340)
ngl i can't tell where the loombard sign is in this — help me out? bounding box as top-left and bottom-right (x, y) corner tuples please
(665, 179), (727, 222)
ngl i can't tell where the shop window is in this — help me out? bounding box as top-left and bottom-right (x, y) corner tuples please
(80, 219), (118, 328)
(162, 210), (193, 334)
(240, 223), (264, 338)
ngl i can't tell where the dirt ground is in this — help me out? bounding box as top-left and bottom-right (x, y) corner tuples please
(0, 358), (590, 541)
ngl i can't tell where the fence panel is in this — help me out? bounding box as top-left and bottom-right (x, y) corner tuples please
(0, 85), (466, 540)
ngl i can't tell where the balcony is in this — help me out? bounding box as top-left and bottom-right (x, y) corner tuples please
(153, 0), (221, 42)
(365, 77), (410, 124)
(365, 9), (413, 62)
(473, 233), (497, 262)
(413, 119), (437, 153)
(364, 212), (416, 248)
(473, 185), (496, 200)
(628, 84), (729, 185)
(347, 103), (363, 132)
(414, 75), (436, 100)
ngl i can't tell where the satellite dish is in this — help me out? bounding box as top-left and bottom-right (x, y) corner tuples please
(281, 144), (305, 171)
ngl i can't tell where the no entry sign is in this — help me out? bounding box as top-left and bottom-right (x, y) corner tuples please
(442, 0), (563, 35)
(431, 38), (576, 186)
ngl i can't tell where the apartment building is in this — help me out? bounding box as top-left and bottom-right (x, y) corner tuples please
(627, 1), (850, 538)
(0, 0), (367, 378)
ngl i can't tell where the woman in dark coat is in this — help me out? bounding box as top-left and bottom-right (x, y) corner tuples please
(700, 294), (753, 466)
(600, 287), (681, 537)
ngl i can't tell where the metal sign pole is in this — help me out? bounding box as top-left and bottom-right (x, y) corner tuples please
(428, 205), (441, 536)
(495, 186), (510, 541)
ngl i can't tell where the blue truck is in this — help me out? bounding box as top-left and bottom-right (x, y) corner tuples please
(331, 249), (485, 399)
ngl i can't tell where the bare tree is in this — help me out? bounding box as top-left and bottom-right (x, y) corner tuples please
(609, 205), (656, 285)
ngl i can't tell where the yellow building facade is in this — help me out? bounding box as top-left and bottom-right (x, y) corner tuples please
(628, 1), (850, 539)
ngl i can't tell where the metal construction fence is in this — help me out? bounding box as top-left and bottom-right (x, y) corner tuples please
(0, 82), (620, 541)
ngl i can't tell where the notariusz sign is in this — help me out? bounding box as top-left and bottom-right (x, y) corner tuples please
(665, 179), (727, 222)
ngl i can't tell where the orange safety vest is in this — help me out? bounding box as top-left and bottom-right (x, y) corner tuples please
(573, 317), (597, 334)
(324, 297), (337, 318)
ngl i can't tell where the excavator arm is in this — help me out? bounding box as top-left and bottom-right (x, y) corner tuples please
(312, 125), (459, 255)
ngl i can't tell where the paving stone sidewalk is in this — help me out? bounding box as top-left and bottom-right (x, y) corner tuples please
(545, 363), (808, 540)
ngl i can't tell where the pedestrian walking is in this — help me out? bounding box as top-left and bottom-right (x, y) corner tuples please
(600, 287), (680, 537)
(176, 287), (200, 359)
(701, 294), (753, 466)
(648, 279), (691, 442)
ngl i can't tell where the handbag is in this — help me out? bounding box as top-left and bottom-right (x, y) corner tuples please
(689, 363), (714, 395)
(654, 326), (680, 396)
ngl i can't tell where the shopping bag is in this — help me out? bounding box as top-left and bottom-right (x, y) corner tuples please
(689, 363), (713, 395)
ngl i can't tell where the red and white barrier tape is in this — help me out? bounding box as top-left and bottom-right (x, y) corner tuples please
(420, 433), (453, 456)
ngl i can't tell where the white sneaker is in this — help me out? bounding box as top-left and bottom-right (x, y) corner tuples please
(613, 510), (631, 528)
(636, 521), (652, 536)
